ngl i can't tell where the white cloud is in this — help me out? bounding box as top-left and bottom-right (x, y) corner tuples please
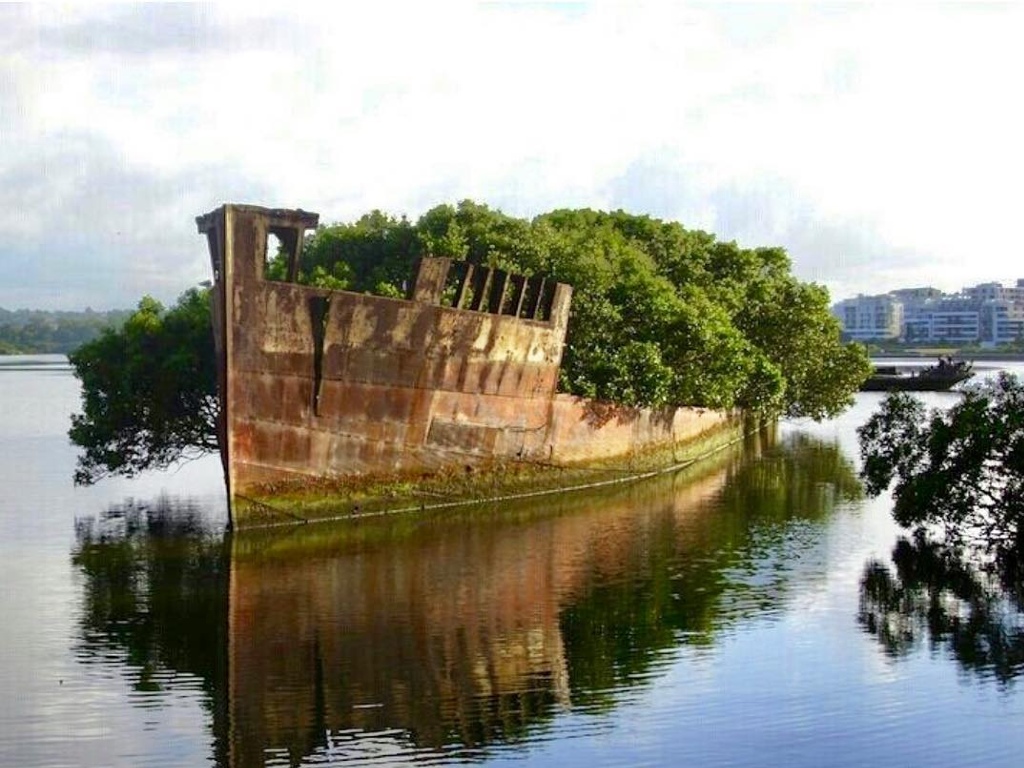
(1, 3), (1022, 309)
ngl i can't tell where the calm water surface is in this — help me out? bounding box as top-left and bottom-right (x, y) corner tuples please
(1, 355), (1022, 767)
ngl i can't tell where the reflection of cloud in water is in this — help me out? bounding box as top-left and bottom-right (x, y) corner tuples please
(70, 427), (863, 765)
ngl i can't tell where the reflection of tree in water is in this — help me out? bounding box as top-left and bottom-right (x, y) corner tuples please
(72, 498), (230, 763)
(859, 537), (1024, 687)
(70, 432), (862, 765)
(718, 431), (863, 522)
(561, 431), (862, 706)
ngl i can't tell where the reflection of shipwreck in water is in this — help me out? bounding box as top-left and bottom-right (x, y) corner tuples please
(226, 449), (746, 766)
(71, 442), (755, 766)
(74, 427), (876, 766)
(197, 205), (733, 527)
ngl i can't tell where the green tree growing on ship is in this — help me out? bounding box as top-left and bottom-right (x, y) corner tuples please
(68, 201), (871, 483)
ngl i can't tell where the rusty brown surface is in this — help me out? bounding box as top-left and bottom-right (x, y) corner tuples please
(199, 204), (730, 526)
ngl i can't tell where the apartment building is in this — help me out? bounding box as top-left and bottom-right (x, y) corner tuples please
(965, 281), (1024, 304)
(832, 279), (1024, 345)
(832, 294), (903, 341)
(980, 299), (1024, 346)
(923, 298), (981, 344)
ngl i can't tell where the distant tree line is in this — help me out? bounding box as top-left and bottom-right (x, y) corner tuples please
(0, 307), (132, 354)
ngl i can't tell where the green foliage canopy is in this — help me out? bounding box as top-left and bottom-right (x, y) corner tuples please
(293, 202), (869, 418)
(68, 289), (218, 485)
(858, 372), (1024, 557)
(70, 201), (869, 483)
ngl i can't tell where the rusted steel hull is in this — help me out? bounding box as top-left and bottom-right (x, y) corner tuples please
(198, 205), (732, 527)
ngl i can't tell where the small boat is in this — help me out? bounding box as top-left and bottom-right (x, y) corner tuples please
(861, 358), (974, 392)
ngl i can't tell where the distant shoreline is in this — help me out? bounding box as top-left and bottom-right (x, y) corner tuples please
(872, 350), (1024, 362)
(0, 352), (71, 359)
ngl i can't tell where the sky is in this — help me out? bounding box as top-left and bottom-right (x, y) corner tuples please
(2, 2), (1022, 310)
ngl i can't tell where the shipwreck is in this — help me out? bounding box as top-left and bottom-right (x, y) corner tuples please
(198, 204), (737, 528)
